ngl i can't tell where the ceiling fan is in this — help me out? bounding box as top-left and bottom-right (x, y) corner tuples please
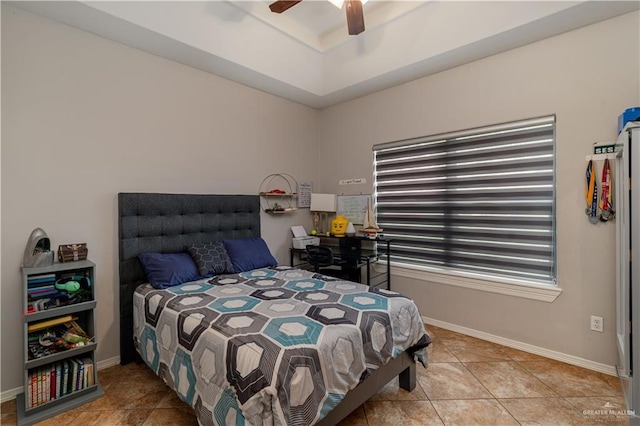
(268, 0), (367, 35)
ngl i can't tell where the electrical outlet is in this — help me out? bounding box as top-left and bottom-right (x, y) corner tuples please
(591, 315), (604, 332)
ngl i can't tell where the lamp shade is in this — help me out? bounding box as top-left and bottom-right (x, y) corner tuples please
(310, 193), (337, 212)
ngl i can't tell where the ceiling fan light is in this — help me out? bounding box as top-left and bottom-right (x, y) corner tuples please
(328, 0), (345, 9)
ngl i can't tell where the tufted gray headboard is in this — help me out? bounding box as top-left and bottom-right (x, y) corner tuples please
(118, 193), (261, 364)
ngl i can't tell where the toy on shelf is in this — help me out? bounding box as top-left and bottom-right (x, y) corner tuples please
(331, 215), (348, 237)
(361, 199), (383, 238)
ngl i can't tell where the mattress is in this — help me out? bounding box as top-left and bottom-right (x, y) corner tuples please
(133, 266), (430, 425)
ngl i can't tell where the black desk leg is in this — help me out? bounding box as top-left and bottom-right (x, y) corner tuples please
(386, 241), (391, 290)
(366, 258), (371, 287)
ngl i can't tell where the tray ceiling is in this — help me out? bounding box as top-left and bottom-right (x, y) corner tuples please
(10, 1), (640, 108)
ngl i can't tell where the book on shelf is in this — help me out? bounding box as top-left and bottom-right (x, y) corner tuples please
(27, 371), (30, 407)
(82, 357), (94, 387)
(28, 279), (56, 286)
(32, 366), (50, 407)
(28, 372), (34, 408)
(28, 289), (59, 299)
(34, 371), (38, 406)
(27, 280), (56, 288)
(28, 286), (56, 294)
(56, 362), (62, 399)
(70, 358), (79, 393)
(26, 357), (94, 408)
(50, 364), (56, 402)
(30, 373), (34, 407)
(28, 273), (56, 279)
(76, 357), (85, 390)
(45, 366), (50, 402)
(40, 367), (45, 404)
(27, 273), (56, 285)
(61, 360), (69, 397)
(37, 368), (43, 406)
(33, 368), (38, 407)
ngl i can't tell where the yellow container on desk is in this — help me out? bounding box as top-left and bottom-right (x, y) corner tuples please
(331, 215), (348, 237)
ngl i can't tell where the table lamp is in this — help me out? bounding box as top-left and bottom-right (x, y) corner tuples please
(310, 193), (337, 234)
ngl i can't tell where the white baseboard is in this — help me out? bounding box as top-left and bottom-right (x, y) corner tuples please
(96, 355), (120, 372)
(0, 386), (23, 404)
(422, 316), (617, 376)
(0, 355), (121, 404)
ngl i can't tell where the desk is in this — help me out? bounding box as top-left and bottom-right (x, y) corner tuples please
(290, 235), (391, 290)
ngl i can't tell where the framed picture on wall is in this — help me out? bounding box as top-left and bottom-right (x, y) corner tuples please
(298, 181), (312, 208)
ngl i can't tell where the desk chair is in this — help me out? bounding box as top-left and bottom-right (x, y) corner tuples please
(305, 245), (350, 280)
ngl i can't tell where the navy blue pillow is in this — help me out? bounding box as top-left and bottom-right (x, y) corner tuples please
(138, 252), (200, 289)
(223, 237), (277, 273)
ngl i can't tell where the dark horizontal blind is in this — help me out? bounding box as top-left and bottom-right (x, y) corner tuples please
(373, 116), (556, 285)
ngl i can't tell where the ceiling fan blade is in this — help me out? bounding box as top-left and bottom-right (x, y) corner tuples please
(269, 0), (302, 13)
(345, 0), (365, 35)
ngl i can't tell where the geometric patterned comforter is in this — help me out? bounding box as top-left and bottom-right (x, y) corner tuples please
(133, 266), (430, 426)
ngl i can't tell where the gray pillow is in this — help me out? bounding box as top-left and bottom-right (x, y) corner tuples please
(187, 242), (234, 275)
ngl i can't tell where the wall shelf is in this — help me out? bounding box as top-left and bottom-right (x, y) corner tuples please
(259, 192), (297, 197)
(259, 173), (298, 214)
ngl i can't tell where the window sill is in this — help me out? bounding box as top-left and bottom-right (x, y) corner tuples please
(375, 263), (562, 302)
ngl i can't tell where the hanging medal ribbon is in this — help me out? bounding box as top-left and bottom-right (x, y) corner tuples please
(585, 160), (599, 224)
(599, 158), (615, 221)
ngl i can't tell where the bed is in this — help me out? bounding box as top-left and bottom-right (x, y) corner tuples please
(118, 193), (430, 425)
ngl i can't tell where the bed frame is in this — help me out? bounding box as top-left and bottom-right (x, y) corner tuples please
(118, 192), (416, 425)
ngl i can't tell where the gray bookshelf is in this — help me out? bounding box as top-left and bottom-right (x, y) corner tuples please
(17, 260), (103, 425)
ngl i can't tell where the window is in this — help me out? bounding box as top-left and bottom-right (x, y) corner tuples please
(373, 116), (556, 286)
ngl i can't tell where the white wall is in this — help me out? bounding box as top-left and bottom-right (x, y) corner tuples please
(319, 11), (640, 366)
(1, 5), (318, 393)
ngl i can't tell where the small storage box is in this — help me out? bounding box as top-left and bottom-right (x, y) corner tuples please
(58, 243), (88, 262)
(618, 107), (640, 134)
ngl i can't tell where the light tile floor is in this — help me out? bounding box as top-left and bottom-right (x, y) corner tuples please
(1, 325), (629, 425)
